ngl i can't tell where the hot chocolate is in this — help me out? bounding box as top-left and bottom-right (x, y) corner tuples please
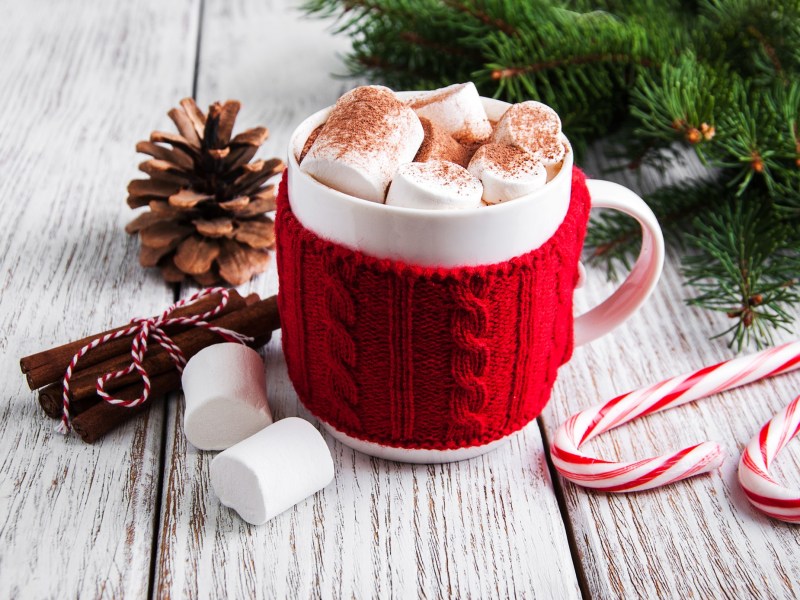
(299, 83), (567, 208)
(413, 117), (471, 168)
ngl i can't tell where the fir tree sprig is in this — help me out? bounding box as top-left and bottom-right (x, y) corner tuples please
(683, 198), (800, 351)
(301, 0), (800, 350)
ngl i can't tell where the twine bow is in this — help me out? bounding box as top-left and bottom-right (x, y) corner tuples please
(57, 287), (253, 435)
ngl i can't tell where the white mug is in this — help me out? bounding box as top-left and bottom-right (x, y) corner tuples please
(279, 95), (665, 462)
(288, 95), (665, 348)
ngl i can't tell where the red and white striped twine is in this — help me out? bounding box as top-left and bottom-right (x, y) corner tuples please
(57, 287), (253, 435)
(551, 341), (800, 522)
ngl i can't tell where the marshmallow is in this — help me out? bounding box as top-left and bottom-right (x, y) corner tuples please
(491, 101), (565, 179)
(413, 117), (471, 168)
(301, 86), (424, 203)
(407, 82), (492, 144)
(386, 160), (483, 210)
(468, 143), (547, 204)
(298, 124), (323, 164)
(181, 343), (273, 451)
(211, 417), (334, 525)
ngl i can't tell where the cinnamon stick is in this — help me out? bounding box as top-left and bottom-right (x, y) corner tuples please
(71, 371), (182, 443)
(48, 296), (280, 408)
(21, 290), (249, 390)
(39, 386), (97, 419)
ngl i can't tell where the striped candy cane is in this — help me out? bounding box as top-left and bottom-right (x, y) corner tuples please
(551, 341), (800, 493)
(57, 287), (253, 435)
(738, 394), (800, 523)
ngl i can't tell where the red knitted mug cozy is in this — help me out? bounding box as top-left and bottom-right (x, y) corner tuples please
(276, 167), (591, 450)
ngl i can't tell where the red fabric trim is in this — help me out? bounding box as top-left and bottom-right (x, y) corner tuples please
(276, 168), (591, 450)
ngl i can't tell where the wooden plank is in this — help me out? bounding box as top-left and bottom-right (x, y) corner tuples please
(540, 151), (800, 598)
(0, 0), (199, 597)
(153, 1), (582, 597)
(157, 350), (581, 597)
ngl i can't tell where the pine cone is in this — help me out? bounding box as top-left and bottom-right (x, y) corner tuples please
(125, 99), (285, 286)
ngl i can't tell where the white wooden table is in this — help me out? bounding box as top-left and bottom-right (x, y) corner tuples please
(2, 1), (799, 598)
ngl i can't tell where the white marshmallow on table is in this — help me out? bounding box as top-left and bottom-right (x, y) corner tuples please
(491, 100), (566, 179)
(468, 143), (547, 204)
(407, 82), (492, 144)
(211, 417), (335, 525)
(301, 85), (424, 203)
(181, 343), (273, 451)
(386, 160), (483, 210)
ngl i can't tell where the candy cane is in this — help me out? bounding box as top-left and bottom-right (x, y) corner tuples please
(550, 341), (800, 493)
(738, 394), (800, 523)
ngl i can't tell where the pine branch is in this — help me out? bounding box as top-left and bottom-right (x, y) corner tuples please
(696, 0), (800, 80)
(630, 52), (723, 149)
(683, 197), (800, 351)
(303, 0), (483, 89)
(442, 0), (517, 36)
(490, 53), (655, 81)
(300, 0), (800, 349)
(746, 24), (786, 81)
(476, 5), (680, 140)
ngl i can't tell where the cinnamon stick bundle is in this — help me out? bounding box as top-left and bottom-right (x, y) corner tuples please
(52, 296), (277, 402)
(20, 290), (250, 390)
(23, 294), (281, 443)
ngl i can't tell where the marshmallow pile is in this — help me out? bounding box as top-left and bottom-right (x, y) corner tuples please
(299, 82), (567, 209)
(181, 343), (334, 525)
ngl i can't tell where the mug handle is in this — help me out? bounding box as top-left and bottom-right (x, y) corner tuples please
(573, 180), (665, 346)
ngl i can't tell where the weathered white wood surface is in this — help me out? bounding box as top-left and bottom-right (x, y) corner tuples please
(152, 1), (581, 597)
(540, 151), (800, 599)
(3, 0), (800, 598)
(0, 0), (198, 597)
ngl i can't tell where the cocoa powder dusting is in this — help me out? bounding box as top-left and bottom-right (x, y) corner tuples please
(407, 86), (457, 110)
(504, 102), (563, 162)
(414, 117), (471, 168)
(479, 144), (539, 174)
(315, 86), (407, 160)
(299, 124), (323, 164)
(451, 129), (489, 150)
(410, 160), (480, 195)
(527, 135), (563, 163)
(458, 137), (485, 161)
(413, 117), (435, 160)
(507, 102), (560, 136)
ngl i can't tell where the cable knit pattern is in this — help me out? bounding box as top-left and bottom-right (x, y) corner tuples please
(323, 255), (361, 432)
(388, 275), (415, 440)
(275, 167), (591, 450)
(449, 275), (491, 441)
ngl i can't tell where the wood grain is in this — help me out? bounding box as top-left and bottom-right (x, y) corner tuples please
(152, 1), (581, 597)
(5, 0), (800, 597)
(540, 150), (800, 599)
(0, 0), (199, 597)
(157, 327), (582, 598)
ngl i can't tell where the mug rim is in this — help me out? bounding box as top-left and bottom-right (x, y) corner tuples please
(287, 92), (574, 219)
